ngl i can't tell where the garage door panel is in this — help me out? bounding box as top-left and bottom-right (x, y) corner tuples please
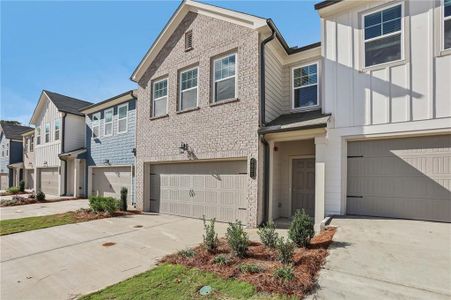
(347, 135), (451, 222)
(150, 161), (248, 223)
(39, 168), (59, 195)
(92, 167), (131, 200)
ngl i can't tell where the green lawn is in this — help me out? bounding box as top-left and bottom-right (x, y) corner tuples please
(80, 264), (290, 300)
(0, 212), (82, 235)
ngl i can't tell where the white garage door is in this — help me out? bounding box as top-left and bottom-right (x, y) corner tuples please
(0, 173), (8, 190)
(149, 160), (248, 223)
(39, 168), (59, 196)
(92, 166), (131, 200)
(26, 170), (34, 189)
(347, 135), (451, 222)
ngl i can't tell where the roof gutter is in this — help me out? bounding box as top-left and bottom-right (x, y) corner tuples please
(259, 19), (276, 225)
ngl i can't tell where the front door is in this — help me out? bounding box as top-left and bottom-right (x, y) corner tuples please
(291, 158), (315, 218)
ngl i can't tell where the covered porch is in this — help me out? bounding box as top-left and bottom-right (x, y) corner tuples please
(59, 148), (87, 197)
(260, 110), (330, 230)
(8, 162), (24, 188)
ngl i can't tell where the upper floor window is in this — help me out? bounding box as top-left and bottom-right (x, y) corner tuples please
(45, 123), (50, 143)
(179, 67), (198, 111)
(292, 63), (319, 109)
(117, 104), (128, 134)
(30, 137), (34, 152)
(92, 112), (100, 138)
(152, 78), (168, 117)
(54, 119), (61, 141)
(444, 0), (451, 50)
(363, 4), (402, 67)
(36, 127), (41, 145)
(104, 108), (113, 136)
(213, 53), (236, 102)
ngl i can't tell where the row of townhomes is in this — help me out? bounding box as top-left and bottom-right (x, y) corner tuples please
(2, 0), (450, 228)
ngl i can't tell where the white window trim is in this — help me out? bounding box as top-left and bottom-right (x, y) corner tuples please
(30, 137), (34, 152)
(45, 123), (51, 143)
(361, 2), (405, 69)
(117, 103), (128, 134)
(291, 62), (320, 111)
(54, 119), (61, 141)
(152, 78), (169, 117)
(443, 0), (451, 51)
(212, 53), (238, 103)
(178, 66), (199, 111)
(92, 112), (100, 138)
(103, 108), (114, 137)
(36, 127), (41, 145)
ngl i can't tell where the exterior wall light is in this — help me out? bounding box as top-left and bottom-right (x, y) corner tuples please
(104, 159), (110, 165)
(179, 142), (189, 154)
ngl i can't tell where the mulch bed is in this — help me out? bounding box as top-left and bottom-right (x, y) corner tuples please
(74, 209), (140, 221)
(0, 195), (39, 207)
(161, 227), (336, 298)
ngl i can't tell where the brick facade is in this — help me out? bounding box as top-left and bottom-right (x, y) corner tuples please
(135, 12), (262, 226)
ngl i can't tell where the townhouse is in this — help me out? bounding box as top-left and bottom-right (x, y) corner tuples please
(22, 129), (35, 190)
(30, 90), (92, 197)
(0, 122), (34, 189)
(130, 0), (450, 228)
(81, 90), (137, 207)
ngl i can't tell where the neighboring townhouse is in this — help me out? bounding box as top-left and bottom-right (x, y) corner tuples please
(0, 122), (34, 190)
(131, 0), (451, 228)
(81, 90), (137, 206)
(30, 90), (93, 197)
(22, 129), (35, 190)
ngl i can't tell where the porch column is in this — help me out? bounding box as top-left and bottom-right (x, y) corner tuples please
(314, 136), (327, 232)
(268, 140), (275, 222)
(74, 159), (80, 198)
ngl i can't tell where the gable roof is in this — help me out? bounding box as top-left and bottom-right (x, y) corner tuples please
(44, 90), (93, 116)
(80, 90), (137, 114)
(0, 122), (34, 141)
(314, 0), (343, 10)
(131, 0), (267, 83)
(30, 90), (93, 125)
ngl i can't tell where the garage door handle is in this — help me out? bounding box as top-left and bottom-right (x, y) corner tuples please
(238, 208), (247, 210)
(347, 195), (363, 198)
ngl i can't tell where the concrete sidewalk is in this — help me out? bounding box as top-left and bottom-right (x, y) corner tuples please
(0, 199), (89, 220)
(310, 217), (451, 300)
(0, 214), (229, 300)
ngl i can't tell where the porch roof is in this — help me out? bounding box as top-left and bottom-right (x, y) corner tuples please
(259, 110), (331, 134)
(8, 162), (24, 169)
(58, 148), (87, 160)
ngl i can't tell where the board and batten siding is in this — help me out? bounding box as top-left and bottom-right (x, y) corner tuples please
(322, 0), (451, 129)
(34, 96), (62, 168)
(64, 114), (86, 153)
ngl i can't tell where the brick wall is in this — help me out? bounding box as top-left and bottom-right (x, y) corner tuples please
(135, 12), (262, 226)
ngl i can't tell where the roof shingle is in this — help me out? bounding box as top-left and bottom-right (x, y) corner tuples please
(44, 90), (93, 116)
(0, 122), (34, 140)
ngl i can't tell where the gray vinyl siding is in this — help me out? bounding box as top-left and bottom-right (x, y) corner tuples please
(264, 47), (284, 123)
(86, 99), (136, 167)
(10, 141), (23, 164)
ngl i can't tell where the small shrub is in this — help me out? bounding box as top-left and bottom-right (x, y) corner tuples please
(19, 180), (25, 192)
(238, 263), (263, 274)
(36, 191), (45, 201)
(276, 237), (295, 265)
(7, 186), (20, 194)
(288, 209), (315, 247)
(120, 187), (128, 211)
(178, 248), (196, 258)
(202, 216), (219, 252)
(274, 265), (295, 282)
(257, 220), (279, 248)
(212, 254), (230, 266)
(226, 220), (250, 258)
(89, 196), (119, 214)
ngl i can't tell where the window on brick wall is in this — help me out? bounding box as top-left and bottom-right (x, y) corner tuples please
(179, 67), (198, 111)
(213, 53), (237, 102)
(152, 78), (168, 117)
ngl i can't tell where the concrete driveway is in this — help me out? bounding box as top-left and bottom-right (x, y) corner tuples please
(312, 217), (451, 300)
(0, 199), (89, 220)
(0, 214), (229, 300)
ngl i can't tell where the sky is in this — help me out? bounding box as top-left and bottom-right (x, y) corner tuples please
(1, 0), (321, 125)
